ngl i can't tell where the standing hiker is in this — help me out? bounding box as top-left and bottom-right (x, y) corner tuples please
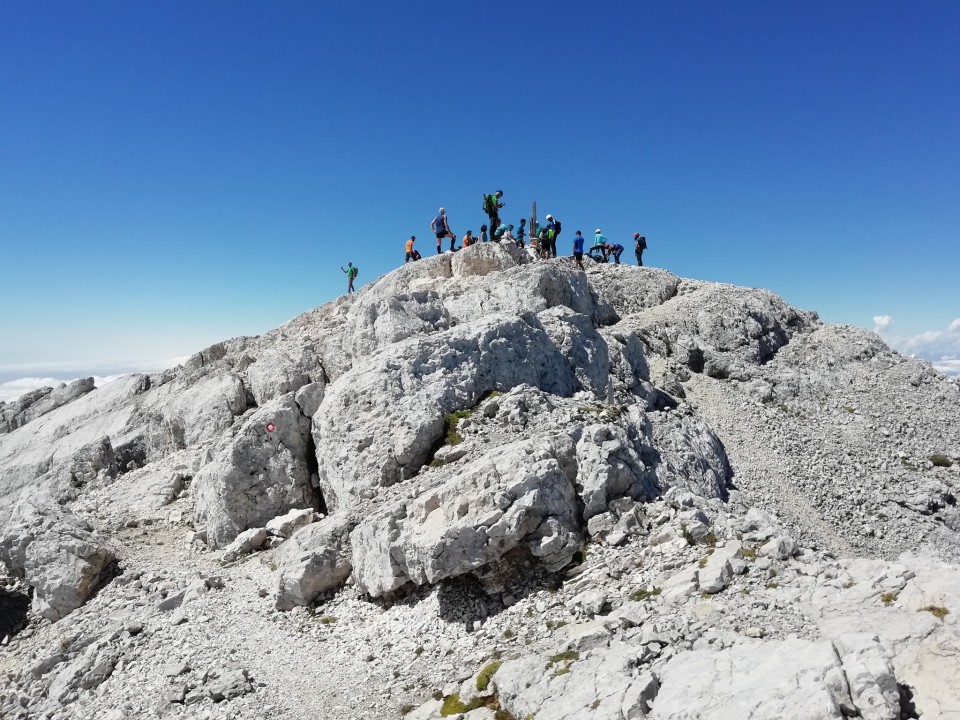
(516, 218), (527, 248)
(545, 214), (561, 258)
(572, 230), (585, 270)
(341, 262), (358, 293)
(634, 233), (647, 266)
(483, 190), (504, 233)
(431, 207), (457, 253)
(405, 236), (417, 263)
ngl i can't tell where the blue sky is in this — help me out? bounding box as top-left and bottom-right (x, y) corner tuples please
(1, 1), (958, 396)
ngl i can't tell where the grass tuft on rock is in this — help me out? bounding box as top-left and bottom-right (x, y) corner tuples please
(880, 592), (898, 607)
(920, 605), (949, 621)
(443, 410), (473, 446)
(439, 693), (498, 717)
(546, 650), (579, 667)
(476, 660), (503, 691)
(930, 454), (953, 468)
(629, 587), (662, 602)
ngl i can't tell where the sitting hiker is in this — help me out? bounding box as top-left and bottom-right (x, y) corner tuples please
(462, 230), (474, 247)
(405, 235), (417, 263)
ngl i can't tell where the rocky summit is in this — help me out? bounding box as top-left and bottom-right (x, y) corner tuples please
(1, 243), (959, 720)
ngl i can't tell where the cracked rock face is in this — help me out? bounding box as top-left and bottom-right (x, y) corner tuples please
(350, 435), (583, 597)
(193, 393), (318, 549)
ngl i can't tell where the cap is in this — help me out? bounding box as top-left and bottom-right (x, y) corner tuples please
(634, 232), (640, 238)
(595, 229), (602, 234)
(546, 214), (553, 220)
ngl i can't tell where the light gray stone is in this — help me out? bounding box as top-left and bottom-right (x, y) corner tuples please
(194, 393), (318, 548)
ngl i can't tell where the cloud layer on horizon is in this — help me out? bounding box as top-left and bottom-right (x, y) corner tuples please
(873, 316), (960, 378)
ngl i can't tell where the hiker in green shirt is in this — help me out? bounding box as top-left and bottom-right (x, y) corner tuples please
(341, 262), (358, 293)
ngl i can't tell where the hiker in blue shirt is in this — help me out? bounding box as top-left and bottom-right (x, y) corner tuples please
(572, 230), (585, 270)
(604, 243), (624, 265)
(516, 218), (527, 248)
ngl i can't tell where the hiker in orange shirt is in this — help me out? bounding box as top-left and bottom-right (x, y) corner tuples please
(405, 236), (417, 263)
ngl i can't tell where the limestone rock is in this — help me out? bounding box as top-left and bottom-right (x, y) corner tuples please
(274, 512), (355, 610)
(0, 498), (115, 621)
(496, 641), (658, 720)
(350, 436), (582, 597)
(266, 507), (319, 539)
(194, 393), (318, 548)
(220, 527), (269, 563)
(246, 346), (320, 406)
(651, 637), (898, 720)
(313, 313), (583, 509)
(206, 668), (253, 702)
(0, 377), (95, 435)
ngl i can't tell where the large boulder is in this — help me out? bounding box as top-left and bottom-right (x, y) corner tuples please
(312, 313), (583, 509)
(0, 497), (115, 621)
(193, 393), (318, 548)
(350, 435), (582, 597)
(273, 512), (355, 610)
(246, 346), (321, 406)
(574, 412), (660, 519)
(651, 411), (732, 501)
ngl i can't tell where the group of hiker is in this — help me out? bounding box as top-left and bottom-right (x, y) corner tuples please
(405, 189), (649, 267)
(342, 189), (650, 294)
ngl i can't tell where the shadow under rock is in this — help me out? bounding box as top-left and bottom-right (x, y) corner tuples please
(0, 587), (30, 637)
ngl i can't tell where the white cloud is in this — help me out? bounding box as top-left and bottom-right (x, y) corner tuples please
(874, 316), (960, 378)
(873, 314), (894, 331)
(0, 356), (188, 376)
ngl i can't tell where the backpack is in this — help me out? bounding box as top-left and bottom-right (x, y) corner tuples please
(351, 266), (359, 279)
(637, 236), (647, 250)
(482, 194), (495, 214)
(553, 218), (562, 234)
